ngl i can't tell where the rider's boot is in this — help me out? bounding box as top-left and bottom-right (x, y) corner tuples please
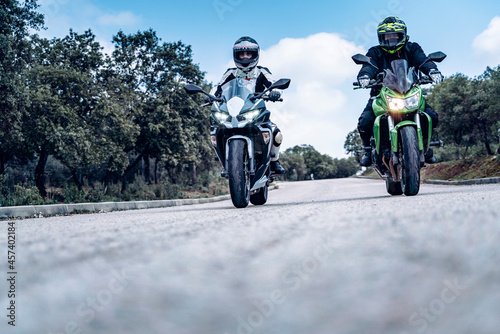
(270, 160), (285, 174)
(424, 148), (437, 164)
(270, 128), (285, 174)
(360, 146), (372, 167)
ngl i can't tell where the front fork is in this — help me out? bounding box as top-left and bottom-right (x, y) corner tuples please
(375, 112), (430, 180)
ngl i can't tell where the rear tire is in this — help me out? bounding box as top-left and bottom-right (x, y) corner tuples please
(250, 185), (268, 205)
(400, 127), (420, 196)
(228, 140), (250, 208)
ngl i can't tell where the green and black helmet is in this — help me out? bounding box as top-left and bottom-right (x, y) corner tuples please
(377, 16), (408, 53)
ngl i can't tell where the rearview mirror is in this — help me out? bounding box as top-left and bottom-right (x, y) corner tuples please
(270, 78), (291, 90)
(352, 54), (379, 70)
(184, 84), (206, 95)
(427, 52), (447, 63)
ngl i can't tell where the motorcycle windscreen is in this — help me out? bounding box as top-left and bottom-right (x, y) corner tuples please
(383, 59), (416, 94)
(221, 78), (256, 117)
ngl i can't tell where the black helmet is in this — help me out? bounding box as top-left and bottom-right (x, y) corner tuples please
(377, 16), (408, 54)
(233, 36), (259, 72)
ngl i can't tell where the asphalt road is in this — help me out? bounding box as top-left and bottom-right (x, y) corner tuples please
(1, 178), (499, 334)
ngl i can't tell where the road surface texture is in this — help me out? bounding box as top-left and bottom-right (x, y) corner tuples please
(1, 178), (499, 334)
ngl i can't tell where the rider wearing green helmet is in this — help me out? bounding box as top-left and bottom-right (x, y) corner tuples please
(377, 16), (408, 54)
(356, 16), (443, 167)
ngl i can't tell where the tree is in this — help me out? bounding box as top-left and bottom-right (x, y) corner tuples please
(475, 66), (500, 155)
(109, 29), (207, 191)
(280, 151), (307, 181)
(428, 71), (500, 159)
(344, 129), (363, 163)
(280, 145), (358, 181)
(0, 0), (44, 174)
(427, 74), (475, 159)
(26, 31), (139, 196)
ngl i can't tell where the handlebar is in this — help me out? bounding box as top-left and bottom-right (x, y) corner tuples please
(353, 78), (434, 90)
(201, 95), (283, 107)
(262, 96), (284, 102)
(353, 79), (382, 90)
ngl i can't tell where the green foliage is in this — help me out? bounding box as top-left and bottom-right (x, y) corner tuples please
(62, 186), (86, 204)
(280, 145), (359, 181)
(0, 0), (44, 174)
(0, 175), (44, 206)
(428, 68), (500, 159)
(344, 129), (363, 163)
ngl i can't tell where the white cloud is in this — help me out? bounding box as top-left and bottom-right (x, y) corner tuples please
(97, 11), (141, 27)
(36, 1), (142, 41)
(258, 33), (366, 158)
(473, 16), (500, 54)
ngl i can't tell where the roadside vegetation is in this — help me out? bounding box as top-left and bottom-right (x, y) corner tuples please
(1, 1), (498, 207)
(0, 1), (358, 207)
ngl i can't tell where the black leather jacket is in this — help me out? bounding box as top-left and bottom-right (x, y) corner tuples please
(357, 42), (438, 96)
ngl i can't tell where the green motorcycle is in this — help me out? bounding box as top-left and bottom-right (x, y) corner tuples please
(352, 52), (446, 196)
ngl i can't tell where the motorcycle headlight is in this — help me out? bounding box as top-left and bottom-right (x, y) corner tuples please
(386, 96), (405, 112)
(405, 92), (421, 110)
(241, 110), (260, 121)
(214, 112), (230, 122)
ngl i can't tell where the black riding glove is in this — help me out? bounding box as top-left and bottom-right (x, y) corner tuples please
(269, 91), (281, 102)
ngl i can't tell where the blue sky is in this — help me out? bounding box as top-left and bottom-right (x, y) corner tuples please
(37, 0), (500, 158)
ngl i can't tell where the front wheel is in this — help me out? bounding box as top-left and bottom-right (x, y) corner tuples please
(250, 185), (268, 205)
(228, 139), (250, 208)
(399, 126), (420, 196)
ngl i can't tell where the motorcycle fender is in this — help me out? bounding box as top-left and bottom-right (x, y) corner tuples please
(251, 175), (268, 192)
(372, 97), (386, 117)
(225, 135), (254, 172)
(421, 111), (433, 151)
(373, 115), (383, 154)
(390, 121), (424, 153)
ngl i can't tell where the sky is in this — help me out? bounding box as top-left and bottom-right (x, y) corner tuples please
(35, 0), (500, 158)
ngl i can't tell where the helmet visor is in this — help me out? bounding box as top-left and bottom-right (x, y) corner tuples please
(234, 49), (258, 68)
(379, 32), (405, 49)
(235, 50), (258, 61)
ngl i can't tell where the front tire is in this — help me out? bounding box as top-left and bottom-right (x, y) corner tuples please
(399, 126), (420, 196)
(228, 140), (250, 208)
(250, 185), (268, 205)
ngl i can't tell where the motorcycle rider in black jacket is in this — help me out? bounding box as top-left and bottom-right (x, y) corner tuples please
(210, 36), (285, 174)
(357, 16), (443, 166)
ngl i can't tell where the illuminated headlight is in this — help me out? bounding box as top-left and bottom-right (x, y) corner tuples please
(405, 92), (421, 109)
(386, 96), (405, 111)
(214, 112), (230, 122)
(242, 110), (260, 121)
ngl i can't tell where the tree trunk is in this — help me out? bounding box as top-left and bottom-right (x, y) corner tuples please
(70, 168), (83, 191)
(0, 153), (5, 175)
(121, 150), (146, 193)
(35, 146), (49, 198)
(192, 162), (197, 184)
(144, 154), (151, 184)
(481, 123), (493, 155)
(155, 159), (159, 184)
